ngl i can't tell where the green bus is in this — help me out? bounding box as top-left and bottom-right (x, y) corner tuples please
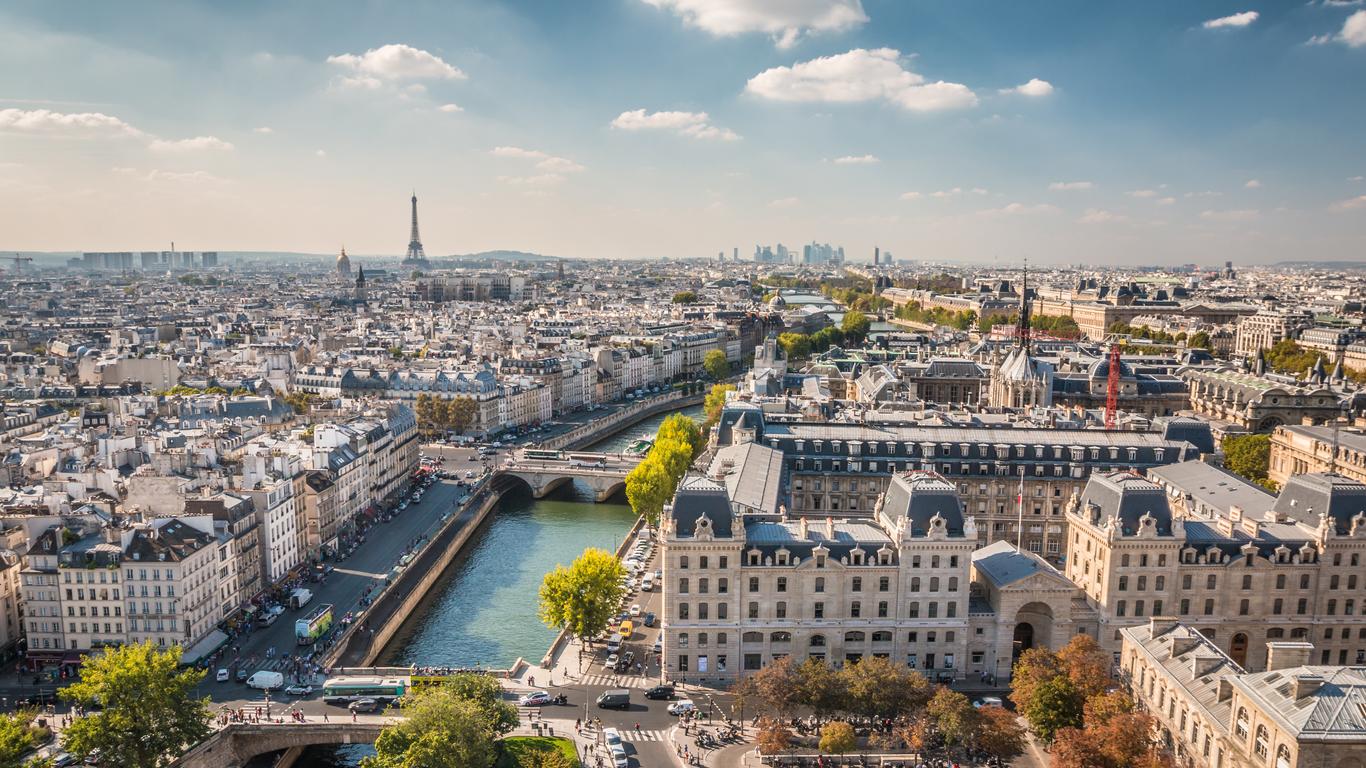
(320, 675), (410, 699)
(295, 603), (334, 645)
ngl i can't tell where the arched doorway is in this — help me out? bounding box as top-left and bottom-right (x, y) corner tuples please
(1012, 601), (1055, 661)
(1012, 623), (1034, 662)
(1230, 633), (1249, 667)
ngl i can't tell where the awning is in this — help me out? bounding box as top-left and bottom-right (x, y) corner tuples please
(179, 629), (229, 666)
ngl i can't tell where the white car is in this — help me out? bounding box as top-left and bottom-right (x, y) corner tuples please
(973, 695), (1005, 709)
(603, 727), (623, 748)
(518, 690), (553, 706)
(668, 699), (697, 716)
(215, 668), (230, 683)
(604, 653), (620, 669)
(284, 684), (313, 696)
(610, 744), (629, 768)
(629, 604), (642, 617)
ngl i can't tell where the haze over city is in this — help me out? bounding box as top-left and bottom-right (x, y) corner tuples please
(2, 0), (1365, 263)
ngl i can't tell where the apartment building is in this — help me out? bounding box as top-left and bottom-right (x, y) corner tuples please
(239, 476), (300, 586)
(122, 517), (220, 651)
(1065, 471), (1366, 670)
(1233, 308), (1314, 358)
(185, 492), (261, 620)
(1121, 618), (1366, 768)
(1268, 424), (1366, 488)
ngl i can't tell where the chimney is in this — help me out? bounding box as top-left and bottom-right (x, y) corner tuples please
(799, 517), (809, 538)
(1148, 616), (1181, 638)
(1169, 631), (1203, 659)
(1266, 641), (1314, 672)
(826, 516), (835, 538)
(1293, 674), (1324, 699)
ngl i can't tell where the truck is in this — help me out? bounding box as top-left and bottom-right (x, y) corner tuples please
(247, 671), (284, 690)
(296, 603), (335, 646)
(289, 587), (313, 609)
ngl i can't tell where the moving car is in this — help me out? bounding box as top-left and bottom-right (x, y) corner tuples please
(603, 653), (620, 670)
(348, 698), (381, 713)
(610, 744), (629, 768)
(518, 691), (552, 706)
(652, 637), (662, 654)
(603, 727), (623, 748)
(628, 604), (642, 617)
(643, 612), (656, 627)
(216, 668), (230, 682)
(284, 685), (313, 696)
(644, 685), (675, 700)
(596, 689), (631, 709)
(667, 699), (697, 716)
(247, 670), (284, 690)
(973, 696), (1005, 709)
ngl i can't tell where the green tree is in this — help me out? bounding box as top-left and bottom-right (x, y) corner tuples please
(434, 672), (518, 736)
(444, 397), (479, 435)
(1021, 674), (1084, 742)
(840, 655), (930, 721)
(809, 326), (845, 352)
(657, 414), (705, 461)
(703, 349), (730, 380)
(795, 659), (846, 720)
(364, 689), (500, 768)
(672, 291), (698, 304)
(841, 312), (871, 344)
(625, 458), (674, 528)
(777, 332), (812, 360)
(537, 548), (626, 643)
(1189, 331), (1212, 351)
(1222, 433), (1272, 488)
(0, 712), (37, 768)
(702, 383), (735, 429)
(59, 642), (211, 768)
(388, 346), (404, 360)
(818, 721), (856, 755)
(927, 687), (976, 747)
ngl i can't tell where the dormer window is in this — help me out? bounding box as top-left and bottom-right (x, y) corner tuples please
(816, 555), (826, 568)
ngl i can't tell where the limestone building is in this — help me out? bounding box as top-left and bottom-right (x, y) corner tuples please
(1065, 470), (1366, 671)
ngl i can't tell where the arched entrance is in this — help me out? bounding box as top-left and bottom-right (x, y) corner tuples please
(1230, 633), (1249, 667)
(1012, 601), (1055, 662)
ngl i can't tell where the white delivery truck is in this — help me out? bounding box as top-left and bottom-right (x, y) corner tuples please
(247, 671), (284, 690)
(289, 587), (313, 609)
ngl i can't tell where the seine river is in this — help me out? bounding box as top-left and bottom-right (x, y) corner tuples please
(294, 404), (702, 767)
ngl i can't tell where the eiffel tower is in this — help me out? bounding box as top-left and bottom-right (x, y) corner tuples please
(401, 192), (431, 269)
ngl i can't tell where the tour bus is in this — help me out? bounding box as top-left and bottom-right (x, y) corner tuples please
(320, 675), (410, 702)
(523, 449), (563, 461)
(295, 603), (334, 646)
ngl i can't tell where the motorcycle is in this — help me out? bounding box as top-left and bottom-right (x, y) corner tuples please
(552, 694), (568, 705)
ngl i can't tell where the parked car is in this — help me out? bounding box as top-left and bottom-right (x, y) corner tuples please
(973, 696), (1005, 709)
(645, 684), (675, 700)
(519, 690), (552, 706)
(216, 668), (230, 682)
(603, 727), (623, 747)
(643, 612), (656, 627)
(603, 653), (620, 670)
(235, 669), (248, 683)
(629, 604), (642, 617)
(610, 744), (629, 768)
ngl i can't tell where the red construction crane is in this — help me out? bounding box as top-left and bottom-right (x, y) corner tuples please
(1105, 343), (1121, 429)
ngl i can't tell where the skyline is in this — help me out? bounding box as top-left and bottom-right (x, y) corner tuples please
(1, 1), (1365, 264)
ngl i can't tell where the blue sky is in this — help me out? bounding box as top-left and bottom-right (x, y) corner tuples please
(1, 0), (1365, 264)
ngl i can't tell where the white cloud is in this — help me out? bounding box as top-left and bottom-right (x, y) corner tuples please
(498, 173), (567, 187)
(744, 48), (978, 112)
(833, 154), (879, 164)
(0, 108), (143, 138)
(900, 191), (922, 200)
(1350, 175), (1364, 182)
(1308, 10), (1366, 45)
(1244, 179), (1262, 189)
(1199, 208), (1259, 221)
(148, 136), (234, 153)
(999, 78), (1054, 96)
(768, 196), (801, 208)
(339, 75), (383, 90)
(641, 0), (868, 49)
(1049, 181), (1094, 191)
(1078, 208), (1128, 224)
(438, 103), (463, 113)
(1203, 11), (1259, 29)
(1157, 197), (1177, 206)
(490, 146), (585, 175)
(925, 187), (989, 198)
(254, 126), (274, 134)
(610, 109), (740, 141)
(979, 202), (1061, 216)
(327, 44), (465, 82)
(1331, 195), (1366, 211)
(1128, 189), (1158, 198)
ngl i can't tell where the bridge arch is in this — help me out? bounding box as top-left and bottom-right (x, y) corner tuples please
(175, 723), (385, 768)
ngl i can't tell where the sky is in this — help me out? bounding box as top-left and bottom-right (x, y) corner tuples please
(1, 0), (1365, 265)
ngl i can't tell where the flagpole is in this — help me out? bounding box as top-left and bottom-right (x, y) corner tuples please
(1016, 467), (1025, 551)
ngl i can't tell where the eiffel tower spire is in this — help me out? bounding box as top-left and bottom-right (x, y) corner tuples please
(404, 191), (427, 264)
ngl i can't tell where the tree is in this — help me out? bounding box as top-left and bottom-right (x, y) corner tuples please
(1009, 647), (1064, 713)
(657, 414), (704, 461)
(363, 689), (500, 768)
(795, 659), (846, 720)
(755, 717), (792, 755)
(703, 349), (730, 380)
(0, 712), (37, 768)
(415, 393), (439, 437)
(1223, 433), (1272, 487)
(777, 332), (812, 360)
(1053, 711), (1172, 768)
(841, 311), (871, 344)
(841, 656), (929, 720)
(702, 383), (735, 429)
(537, 548), (626, 644)
(973, 706), (1026, 762)
(1021, 674), (1084, 742)
(1057, 634), (1111, 700)
(1189, 331), (1212, 351)
(444, 396), (478, 435)
(818, 721), (856, 756)
(433, 672), (518, 736)
(745, 655), (802, 716)
(1084, 691), (1134, 727)
(59, 642), (211, 768)
(518, 749), (576, 768)
(672, 291), (698, 304)
(625, 458), (674, 528)
(926, 687), (975, 747)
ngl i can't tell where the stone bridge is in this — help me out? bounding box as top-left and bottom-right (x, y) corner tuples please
(491, 451), (644, 502)
(174, 721), (386, 768)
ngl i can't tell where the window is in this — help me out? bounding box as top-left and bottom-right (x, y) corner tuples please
(1235, 708), (1248, 739)
(814, 603), (824, 619)
(1276, 574), (1286, 589)
(814, 577), (825, 593)
(718, 578), (728, 594)
(776, 577), (787, 593)
(1273, 598), (1283, 615)
(1180, 599), (1190, 615)
(748, 577), (759, 592)
(1254, 725), (1269, 759)
(678, 578), (689, 594)
(1242, 575), (1253, 590)
(776, 602), (786, 619)
(1207, 575), (1217, 589)
(719, 556), (728, 569)
(1117, 601), (1127, 617)
(679, 604), (689, 619)
(678, 655), (689, 672)
(700, 556), (709, 569)
(698, 578), (709, 594)
(850, 601), (860, 618)
(1298, 598), (1308, 615)
(1183, 575), (1192, 590)
(717, 603), (727, 619)
(851, 577), (862, 592)
(1301, 574), (1311, 589)
(1204, 599), (1214, 616)
(909, 602), (920, 619)
(878, 601), (888, 618)
(879, 577), (889, 592)
(679, 556), (689, 569)
(1239, 599), (1249, 616)
(748, 602), (758, 619)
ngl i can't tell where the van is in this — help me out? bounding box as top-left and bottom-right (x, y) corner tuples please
(247, 671), (284, 690)
(596, 689), (630, 710)
(606, 633), (624, 653)
(641, 575), (654, 592)
(618, 620), (634, 639)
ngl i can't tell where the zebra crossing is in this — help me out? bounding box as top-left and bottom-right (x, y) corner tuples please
(573, 672), (655, 689)
(582, 722), (672, 743)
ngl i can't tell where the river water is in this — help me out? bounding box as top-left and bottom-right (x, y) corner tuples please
(295, 403), (702, 767)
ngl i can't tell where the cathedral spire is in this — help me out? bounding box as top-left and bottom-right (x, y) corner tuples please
(1019, 258), (1032, 354)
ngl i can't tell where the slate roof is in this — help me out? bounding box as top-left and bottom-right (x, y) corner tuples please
(972, 540), (1046, 588)
(708, 442), (785, 513)
(1079, 471), (1174, 536)
(1148, 460), (1275, 520)
(669, 475), (734, 538)
(1274, 473), (1366, 535)
(1233, 666), (1366, 739)
(879, 471), (966, 537)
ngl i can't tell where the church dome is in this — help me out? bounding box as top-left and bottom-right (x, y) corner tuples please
(1087, 356), (1133, 380)
(336, 247), (352, 275)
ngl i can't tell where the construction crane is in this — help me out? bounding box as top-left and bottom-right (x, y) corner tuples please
(8, 254), (32, 274)
(1105, 343), (1121, 429)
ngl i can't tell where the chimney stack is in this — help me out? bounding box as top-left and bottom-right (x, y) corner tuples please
(1148, 616), (1181, 638)
(826, 516), (835, 538)
(1266, 641), (1314, 672)
(1293, 674), (1324, 699)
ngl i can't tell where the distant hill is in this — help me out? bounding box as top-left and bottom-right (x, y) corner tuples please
(1273, 260), (1366, 269)
(446, 250), (560, 262)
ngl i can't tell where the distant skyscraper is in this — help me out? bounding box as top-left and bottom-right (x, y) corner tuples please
(874, 246), (880, 265)
(201, 251), (218, 268)
(400, 192), (431, 269)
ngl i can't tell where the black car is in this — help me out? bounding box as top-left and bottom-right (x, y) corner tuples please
(644, 685), (675, 700)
